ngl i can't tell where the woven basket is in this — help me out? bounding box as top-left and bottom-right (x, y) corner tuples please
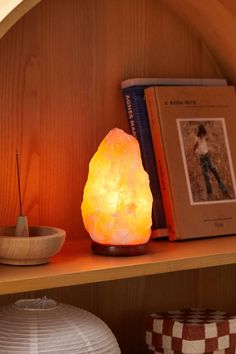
(0, 297), (121, 353)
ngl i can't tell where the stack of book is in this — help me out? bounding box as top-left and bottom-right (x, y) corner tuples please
(122, 78), (236, 241)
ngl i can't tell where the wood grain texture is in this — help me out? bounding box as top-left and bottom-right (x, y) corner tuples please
(0, 0), (223, 239)
(0, 225), (65, 265)
(0, 0), (41, 39)
(218, 0), (236, 18)
(1, 236), (236, 295)
(163, 0), (236, 84)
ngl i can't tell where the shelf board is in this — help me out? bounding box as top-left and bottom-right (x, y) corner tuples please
(1, 235), (236, 295)
(0, 0), (41, 39)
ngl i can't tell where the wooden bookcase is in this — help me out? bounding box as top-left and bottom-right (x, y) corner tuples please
(1, 1), (236, 353)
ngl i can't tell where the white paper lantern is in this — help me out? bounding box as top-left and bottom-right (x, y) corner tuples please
(0, 297), (121, 353)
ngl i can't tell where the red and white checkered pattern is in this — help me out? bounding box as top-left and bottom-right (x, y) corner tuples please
(146, 308), (236, 354)
(148, 348), (236, 354)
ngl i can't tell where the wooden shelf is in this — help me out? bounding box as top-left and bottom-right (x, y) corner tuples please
(1, 235), (236, 295)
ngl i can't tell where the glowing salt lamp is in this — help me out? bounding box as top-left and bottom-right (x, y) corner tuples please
(81, 128), (153, 256)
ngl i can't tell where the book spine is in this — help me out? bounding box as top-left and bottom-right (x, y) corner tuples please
(145, 87), (177, 240)
(122, 86), (167, 237)
(122, 88), (138, 139)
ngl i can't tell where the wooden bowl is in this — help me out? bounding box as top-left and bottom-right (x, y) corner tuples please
(0, 226), (66, 265)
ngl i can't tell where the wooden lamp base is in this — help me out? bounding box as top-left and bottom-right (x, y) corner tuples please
(91, 241), (146, 256)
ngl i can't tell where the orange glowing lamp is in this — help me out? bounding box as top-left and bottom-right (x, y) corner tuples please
(81, 128), (153, 256)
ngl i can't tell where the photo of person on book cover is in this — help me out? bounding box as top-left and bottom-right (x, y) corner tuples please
(177, 118), (236, 204)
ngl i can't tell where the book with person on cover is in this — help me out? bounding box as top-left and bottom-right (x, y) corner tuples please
(145, 85), (236, 241)
(121, 77), (227, 238)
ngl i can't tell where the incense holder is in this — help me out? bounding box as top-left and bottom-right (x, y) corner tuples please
(0, 226), (66, 265)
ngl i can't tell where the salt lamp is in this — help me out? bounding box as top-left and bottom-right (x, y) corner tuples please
(81, 128), (153, 256)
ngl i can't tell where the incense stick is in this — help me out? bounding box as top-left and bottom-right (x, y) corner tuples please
(16, 150), (23, 216)
(15, 151), (29, 236)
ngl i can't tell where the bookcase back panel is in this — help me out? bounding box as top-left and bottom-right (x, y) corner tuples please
(0, 0), (223, 238)
(163, 0), (236, 83)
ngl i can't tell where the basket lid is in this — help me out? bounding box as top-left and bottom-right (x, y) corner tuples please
(146, 308), (236, 353)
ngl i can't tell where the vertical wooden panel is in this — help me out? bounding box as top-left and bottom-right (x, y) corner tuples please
(197, 264), (236, 312)
(0, 0), (222, 238)
(163, 0), (236, 83)
(218, 0), (236, 18)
